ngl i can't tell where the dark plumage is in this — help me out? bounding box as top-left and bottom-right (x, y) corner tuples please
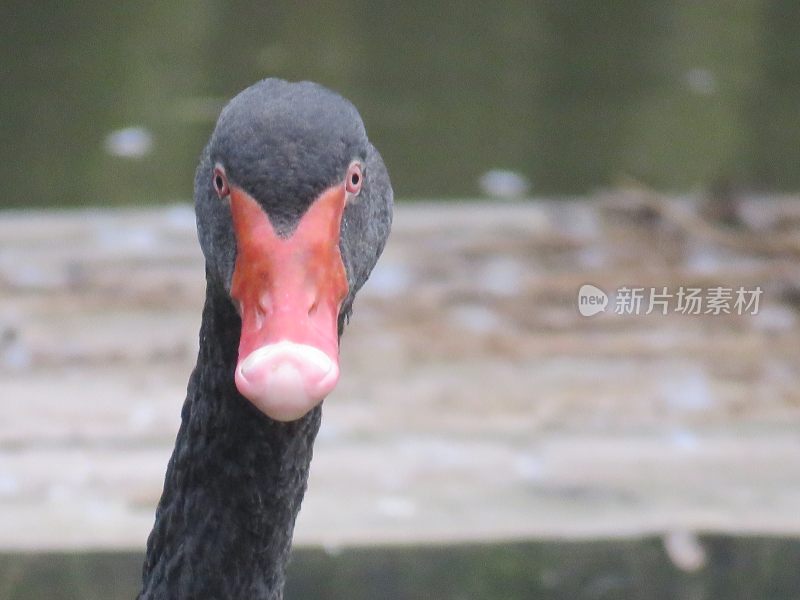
(138, 79), (393, 599)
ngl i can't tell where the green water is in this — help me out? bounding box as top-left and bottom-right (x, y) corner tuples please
(1, 537), (799, 599)
(2, 1), (800, 208)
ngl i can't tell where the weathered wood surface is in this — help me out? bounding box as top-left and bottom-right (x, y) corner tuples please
(1, 195), (799, 550)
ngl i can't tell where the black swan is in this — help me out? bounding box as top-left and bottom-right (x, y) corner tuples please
(138, 79), (393, 599)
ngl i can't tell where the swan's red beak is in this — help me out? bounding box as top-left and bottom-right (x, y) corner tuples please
(229, 184), (349, 421)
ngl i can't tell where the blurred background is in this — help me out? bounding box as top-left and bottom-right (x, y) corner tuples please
(2, 1), (800, 599)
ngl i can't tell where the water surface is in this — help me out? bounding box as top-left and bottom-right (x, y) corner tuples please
(3, 1), (800, 207)
(1, 536), (799, 599)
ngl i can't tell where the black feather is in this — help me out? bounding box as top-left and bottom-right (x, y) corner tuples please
(139, 79), (392, 599)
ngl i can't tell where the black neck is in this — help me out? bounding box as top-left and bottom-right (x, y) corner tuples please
(139, 277), (321, 600)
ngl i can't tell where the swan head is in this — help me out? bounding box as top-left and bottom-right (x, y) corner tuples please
(194, 79), (392, 422)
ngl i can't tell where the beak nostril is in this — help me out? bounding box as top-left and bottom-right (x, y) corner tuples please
(256, 294), (273, 317)
(254, 305), (266, 330)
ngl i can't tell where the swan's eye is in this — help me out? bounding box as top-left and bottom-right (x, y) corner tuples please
(213, 165), (229, 198)
(345, 163), (363, 195)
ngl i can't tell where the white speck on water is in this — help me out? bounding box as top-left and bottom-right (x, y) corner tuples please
(663, 530), (707, 572)
(448, 304), (504, 334)
(323, 542), (343, 557)
(104, 126), (154, 158)
(685, 68), (716, 96)
(478, 169), (530, 198)
(375, 495), (417, 519)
